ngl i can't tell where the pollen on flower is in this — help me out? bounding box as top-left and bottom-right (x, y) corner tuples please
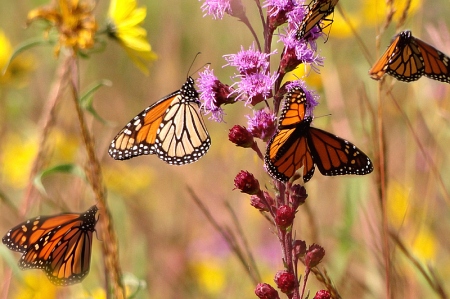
(27, 0), (98, 56)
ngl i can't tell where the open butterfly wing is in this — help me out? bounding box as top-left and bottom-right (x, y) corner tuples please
(3, 205), (98, 286)
(109, 77), (211, 165)
(307, 127), (373, 177)
(3, 214), (81, 253)
(265, 127), (315, 183)
(415, 38), (450, 83)
(108, 93), (177, 160)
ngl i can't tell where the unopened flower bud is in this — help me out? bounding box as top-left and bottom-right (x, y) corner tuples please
(255, 283), (280, 299)
(275, 205), (295, 229)
(274, 270), (295, 294)
(292, 240), (307, 258)
(229, 125), (254, 148)
(234, 171), (260, 195)
(290, 184), (307, 207)
(314, 290), (331, 299)
(305, 244), (325, 268)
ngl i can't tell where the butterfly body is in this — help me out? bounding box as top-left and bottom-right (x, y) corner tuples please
(265, 87), (373, 183)
(109, 77), (211, 165)
(369, 30), (450, 83)
(2, 205), (98, 286)
(296, 0), (339, 40)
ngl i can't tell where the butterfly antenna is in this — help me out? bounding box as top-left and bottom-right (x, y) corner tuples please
(187, 52), (202, 78)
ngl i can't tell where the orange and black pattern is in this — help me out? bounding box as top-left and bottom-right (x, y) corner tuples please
(369, 30), (450, 83)
(109, 77), (211, 165)
(2, 205), (98, 286)
(296, 0), (339, 40)
(265, 87), (373, 183)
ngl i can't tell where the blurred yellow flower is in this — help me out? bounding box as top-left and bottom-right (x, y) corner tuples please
(27, 0), (98, 56)
(0, 30), (34, 86)
(107, 0), (157, 75)
(363, 0), (422, 26)
(1, 133), (38, 188)
(387, 181), (410, 227)
(412, 227), (437, 261)
(193, 258), (225, 295)
(329, 12), (361, 39)
(14, 273), (57, 299)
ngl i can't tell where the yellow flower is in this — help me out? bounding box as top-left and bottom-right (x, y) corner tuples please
(1, 133), (38, 188)
(14, 273), (57, 299)
(0, 30), (34, 86)
(27, 0), (98, 56)
(107, 0), (157, 75)
(363, 0), (422, 26)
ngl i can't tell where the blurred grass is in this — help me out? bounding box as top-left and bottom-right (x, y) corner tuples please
(1, 0), (450, 298)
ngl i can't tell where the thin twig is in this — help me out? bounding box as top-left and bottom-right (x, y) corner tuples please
(187, 186), (259, 285)
(225, 201), (262, 282)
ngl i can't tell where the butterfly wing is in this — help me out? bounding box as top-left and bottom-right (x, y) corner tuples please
(296, 0), (339, 40)
(415, 38), (450, 83)
(109, 77), (211, 165)
(307, 127), (373, 177)
(265, 87), (316, 182)
(2, 205), (98, 286)
(265, 127), (315, 183)
(369, 30), (427, 82)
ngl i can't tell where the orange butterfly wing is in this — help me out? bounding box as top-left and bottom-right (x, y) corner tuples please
(265, 86), (373, 183)
(265, 87), (316, 182)
(296, 0), (339, 40)
(307, 127), (373, 177)
(369, 30), (450, 83)
(109, 77), (211, 165)
(2, 205), (98, 286)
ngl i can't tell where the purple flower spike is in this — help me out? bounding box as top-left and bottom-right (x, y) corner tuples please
(246, 109), (277, 142)
(199, 0), (232, 20)
(223, 42), (277, 75)
(231, 72), (278, 106)
(263, 0), (298, 30)
(198, 66), (237, 122)
(278, 29), (325, 74)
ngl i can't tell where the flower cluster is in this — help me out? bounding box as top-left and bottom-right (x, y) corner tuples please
(198, 0), (333, 297)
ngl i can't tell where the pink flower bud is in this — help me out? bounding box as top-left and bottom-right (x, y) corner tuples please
(292, 240), (307, 258)
(255, 283), (280, 299)
(229, 125), (254, 148)
(314, 290), (331, 299)
(275, 205), (295, 229)
(274, 270), (296, 294)
(305, 244), (325, 268)
(234, 171), (260, 195)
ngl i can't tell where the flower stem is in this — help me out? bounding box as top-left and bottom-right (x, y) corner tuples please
(68, 55), (125, 299)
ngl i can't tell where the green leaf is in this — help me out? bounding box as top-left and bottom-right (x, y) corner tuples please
(1, 37), (52, 76)
(79, 80), (113, 125)
(33, 164), (86, 195)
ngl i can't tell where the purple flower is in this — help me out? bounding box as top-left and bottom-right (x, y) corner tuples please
(285, 80), (319, 117)
(231, 72), (278, 106)
(198, 66), (236, 122)
(199, 0), (246, 20)
(223, 42), (277, 75)
(286, 2), (307, 31)
(246, 109), (277, 142)
(263, 0), (299, 29)
(199, 0), (231, 19)
(278, 29), (324, 74)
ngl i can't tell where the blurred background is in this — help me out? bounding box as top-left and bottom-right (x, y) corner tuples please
(1, 0), (450, 298)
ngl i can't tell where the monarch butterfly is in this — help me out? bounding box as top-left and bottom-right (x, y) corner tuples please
(264, 87), (373, 183)
(296, 0), (339, 40)
(109, 77), (211, 165)
(369, 30), (450, 83)
(2, 205), (98, 286)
